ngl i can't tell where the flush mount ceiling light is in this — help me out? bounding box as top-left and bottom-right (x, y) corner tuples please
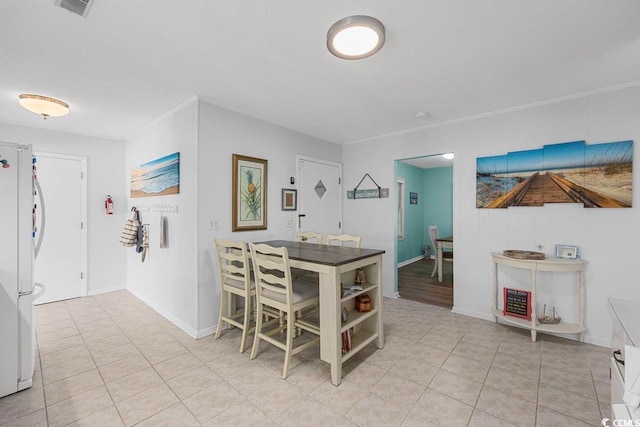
(442, 153), (455, 160)
(18, 94), (69, 119)
(327, 15), (385, 59)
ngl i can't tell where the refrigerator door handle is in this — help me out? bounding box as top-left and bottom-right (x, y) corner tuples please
(18, 290), (33, 296)
(33, 177), (45, 259)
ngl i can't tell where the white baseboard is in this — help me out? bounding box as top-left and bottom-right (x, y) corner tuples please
(87, 285), (126, 296)
(196, 326), (217, 339)
(452, 306), (608, 348)
(397, 255), (425, 268)
(451, 306), (495, 322)
(384, 291), (400, 299)
(126, 288), (200, 339)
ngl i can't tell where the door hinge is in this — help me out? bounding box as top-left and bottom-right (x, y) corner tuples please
(338, 177), (341, 184)
(80, 272), (84, 279)
(80, 222), (84, 229)
(80, 172), (84, 179)
(339, 221), (342, 228)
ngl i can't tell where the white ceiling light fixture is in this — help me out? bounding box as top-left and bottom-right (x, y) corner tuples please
(18, 94), (69, 120)
(327, 15), (385, 60)
(442, 153), (454, 160)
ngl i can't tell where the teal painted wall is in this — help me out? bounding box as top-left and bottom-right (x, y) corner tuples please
(423, 167), (453, 254)
(396, 163), (453, 264)
(396, 162), (424, 264)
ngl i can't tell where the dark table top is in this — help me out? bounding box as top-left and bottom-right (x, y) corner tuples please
(254, 240), (385, 267)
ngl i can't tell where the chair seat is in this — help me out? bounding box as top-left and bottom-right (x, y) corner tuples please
(224, 274), (256, 290)
(261, 279), (319, 304)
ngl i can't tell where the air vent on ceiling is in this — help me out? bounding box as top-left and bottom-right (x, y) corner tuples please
(55, 0), (95, 18)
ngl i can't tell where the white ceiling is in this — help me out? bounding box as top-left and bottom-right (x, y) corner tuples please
(2, 1), (640, 144)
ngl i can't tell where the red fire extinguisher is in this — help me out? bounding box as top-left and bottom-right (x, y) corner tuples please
(105, 195), (114, 215)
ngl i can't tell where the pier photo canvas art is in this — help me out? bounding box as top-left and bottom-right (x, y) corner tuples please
(476, 140), (632, 208)
(130, 152), (180, 198)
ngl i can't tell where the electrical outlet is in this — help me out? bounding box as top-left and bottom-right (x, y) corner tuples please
(209, 219), (220, 231)
(286, 218), (294, 228)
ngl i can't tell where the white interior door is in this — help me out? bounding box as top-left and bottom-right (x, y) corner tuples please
(33, 153), (86, 305)
(297, 157), (342, 238)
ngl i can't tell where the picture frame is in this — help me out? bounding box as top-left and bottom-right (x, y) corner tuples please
(281, 188), (297, 211)
(410, 192), (418, 204)
(232, 154), (267, 231)
(503, 288), (531, 320)
(555, 245), (579, 259)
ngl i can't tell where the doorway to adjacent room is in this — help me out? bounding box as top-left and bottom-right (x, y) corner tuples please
(395, 154), (454, 308)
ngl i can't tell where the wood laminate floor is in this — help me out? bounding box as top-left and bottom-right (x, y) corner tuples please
(398, 258), (453, 308)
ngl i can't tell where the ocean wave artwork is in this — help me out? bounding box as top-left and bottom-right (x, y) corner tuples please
(131, 152), (180, 198)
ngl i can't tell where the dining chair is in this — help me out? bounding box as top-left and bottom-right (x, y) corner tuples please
(214, 239), (255, 353)
(326, 233), (362, 248)
(428, 225), (453, 278)
(295, 231), (323, 244)
(249, 242), (320, 379)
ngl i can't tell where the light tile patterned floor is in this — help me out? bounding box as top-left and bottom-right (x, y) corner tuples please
(0, 290), (610, 426)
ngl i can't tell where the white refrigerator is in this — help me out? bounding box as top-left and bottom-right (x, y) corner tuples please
(0, 141), (44, 398)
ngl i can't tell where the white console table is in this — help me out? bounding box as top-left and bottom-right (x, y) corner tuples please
(491, 252), (586, 342)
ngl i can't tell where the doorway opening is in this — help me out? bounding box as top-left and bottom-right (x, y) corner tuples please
(395, 153), (453, 308)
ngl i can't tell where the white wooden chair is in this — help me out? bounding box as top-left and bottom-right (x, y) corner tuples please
(295, 231), (323, 244)
(249, 243), (320, 379)
(326, 233), (361, 248)
(214, 239), (255, 353)
(428, 225), (453, 278)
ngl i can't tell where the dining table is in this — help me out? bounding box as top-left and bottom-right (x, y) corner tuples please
(434, 236), (453, 282)
(256, 240), (385, 386)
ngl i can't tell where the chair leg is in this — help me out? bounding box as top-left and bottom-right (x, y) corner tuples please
(250, 301), (263, 360)
(214, 289), (226, 339)
(239, 295), (251, 353)
(282, 312), (295, 379)
(430, 259), (437, 278)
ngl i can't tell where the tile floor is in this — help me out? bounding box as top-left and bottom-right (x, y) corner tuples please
(0, 290), (610, 426)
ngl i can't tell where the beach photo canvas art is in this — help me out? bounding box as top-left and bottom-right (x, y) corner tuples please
(131, 152), (180, 198)
(476, 140), (632, 208)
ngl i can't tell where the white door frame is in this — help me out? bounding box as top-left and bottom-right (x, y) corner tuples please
(35, 151), (88, 298)
(295, 155), (343, 234)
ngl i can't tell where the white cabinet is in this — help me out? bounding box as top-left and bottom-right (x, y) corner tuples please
(609, 298), (640, 421)
(491, 252), (586, 342)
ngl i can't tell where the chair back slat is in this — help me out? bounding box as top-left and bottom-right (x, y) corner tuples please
(215, 239), (251, 290)
(326, 233), (361, 248)
(296, 231), (323, 244)
(250, 243), (293, 306)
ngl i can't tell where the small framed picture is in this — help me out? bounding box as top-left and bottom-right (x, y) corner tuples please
(281, 188), (297, 211)
(410, 192), (418, 205)
(555, 245), (579, 259)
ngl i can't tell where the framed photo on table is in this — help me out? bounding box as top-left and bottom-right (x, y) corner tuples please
(232, 154), (267, 231)
(281, 188), (297, 211)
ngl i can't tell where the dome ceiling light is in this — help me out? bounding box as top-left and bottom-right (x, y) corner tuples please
(327, 15), (385, 60)
(18, 94), (69, 119)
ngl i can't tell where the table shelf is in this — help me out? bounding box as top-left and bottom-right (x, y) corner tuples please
(341, 329), (378, 363)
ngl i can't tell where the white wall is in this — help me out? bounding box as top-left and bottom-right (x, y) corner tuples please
(123, 99), (340, 337)
(0, 122), (127, 295)
(124, 100), (200, 335)
(197, 100), (341, 334)
(342, 85), (640, 346)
